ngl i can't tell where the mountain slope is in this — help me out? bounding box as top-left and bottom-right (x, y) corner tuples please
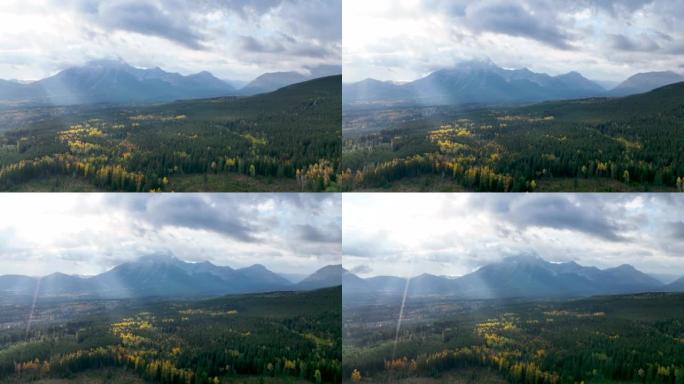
(240, 71), (309, 96)
(295, 264), (342, 290)
(240, 65), (342, 96)
(611, 71), (684, 96)
(343, 60), (605, 106)
(0, 59), (236, 106)
(520, 81), (684, 122)
(665, 276), (684, 292)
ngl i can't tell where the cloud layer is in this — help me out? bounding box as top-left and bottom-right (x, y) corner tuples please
(0, 194), (341, 276)
(0, 0), (341, 81)
(343, 0), (684, 82)
(343, 194), (684, 279)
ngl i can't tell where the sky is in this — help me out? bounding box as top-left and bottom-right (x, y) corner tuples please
(343, 194), (684, 280)
(0, 193), (341, 277)
(343, 0), (684, 83)
(0, 0), (341, 82)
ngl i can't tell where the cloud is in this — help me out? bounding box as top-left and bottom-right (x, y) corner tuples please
(73, 0), (206, 50)
(0, 194), (341, 276)
(669, 222), (684, 240)
(0, 0), (341, 81)
(343, 194), (683, 278)
(343, 0), (684, 83)
(239, 36), (284, 54)
(465, 2), (573, 50)
(349, 264), (372, 274)
(297, 224), (342, 243)
(483, 195), (625, 241)
(610, 33), (660, 52)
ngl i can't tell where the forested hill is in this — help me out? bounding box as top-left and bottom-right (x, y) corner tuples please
(0, 75), (341, 192)
(520, 81), (684, 122)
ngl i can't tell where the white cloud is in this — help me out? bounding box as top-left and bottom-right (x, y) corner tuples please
(343, 0), (684, 83)
(0, 0), (340, 81)
(0, 193), (341, 276)
(343, 193), (684, 278)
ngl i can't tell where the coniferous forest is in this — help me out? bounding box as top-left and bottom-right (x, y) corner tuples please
(0, 287), (342, 384)
(341, 82), (684, 192)
(0, 76), (341, 192)
(343, 293), (684, 383)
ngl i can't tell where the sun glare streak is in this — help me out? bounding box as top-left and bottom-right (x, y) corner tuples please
(392, 275), (411, 360)
(25, 277), (41, 339)
(392, 254), (416, 360)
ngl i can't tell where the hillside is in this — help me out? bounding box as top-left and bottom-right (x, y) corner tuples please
(611, 71), (684, 96)
(0, 287), (342, 383)
(0, 75), (341, 192)
(520, 81), (684, 123)
(342, 78), (684, 192)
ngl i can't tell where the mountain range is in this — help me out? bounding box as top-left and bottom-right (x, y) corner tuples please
(343, 255), (684, 300)
(0, 59), (341, 106)
(343, 59), (684, 106)
(0, 255), (342, 299)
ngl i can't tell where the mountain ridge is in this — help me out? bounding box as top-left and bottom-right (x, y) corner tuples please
(0, 60), (341, 105)
(343, 60), (684, 107)
(0, 257), (340, 299)
(344, 256), (673, 299)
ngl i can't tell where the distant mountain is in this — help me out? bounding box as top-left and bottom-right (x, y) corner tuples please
(0, 60), (342, 106)
(665, 276), (684, 292)
(0, 255), (339, 299)
(343, 255), (666, 300)
(240, 65), (341, 96)
(295, 264), (342, 290)
(343, 59), (606, 106)
(0, 59), (236, 106)
(240, 71), (310, 96)
(343, 79), (407, 104)
(611, 71), (684, 96)
(236, 264), (292, 291)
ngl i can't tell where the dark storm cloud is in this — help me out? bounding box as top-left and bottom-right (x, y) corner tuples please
(465, 2), (573, 50)
(669, 222), (684, 240)
(297, 224), (342, 244)
(610, 34), (660, 52)
(0, 194), (340, 276)
(349, 264), (372, 274)
(100, 195), (255, 241)
(345, 0), (684, 82)
(200, 0), (284, 17)
(12, 0), (341, 81)
(472, 195), (624, 241)
(101, 194), (340, 244)
(576, 0), (653, 15)
(146, 197), (258, 242)
(239, 36), (285, 53)
(71, 0), (206, 50)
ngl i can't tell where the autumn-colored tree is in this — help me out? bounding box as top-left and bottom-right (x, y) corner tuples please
(351, 368), (362, 382)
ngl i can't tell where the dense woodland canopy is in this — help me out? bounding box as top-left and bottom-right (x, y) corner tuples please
(0, 287), (342, 383)
(0, 76), (341, 192)
(341, 82), (684, 192)
(343, 293), (684, 383)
